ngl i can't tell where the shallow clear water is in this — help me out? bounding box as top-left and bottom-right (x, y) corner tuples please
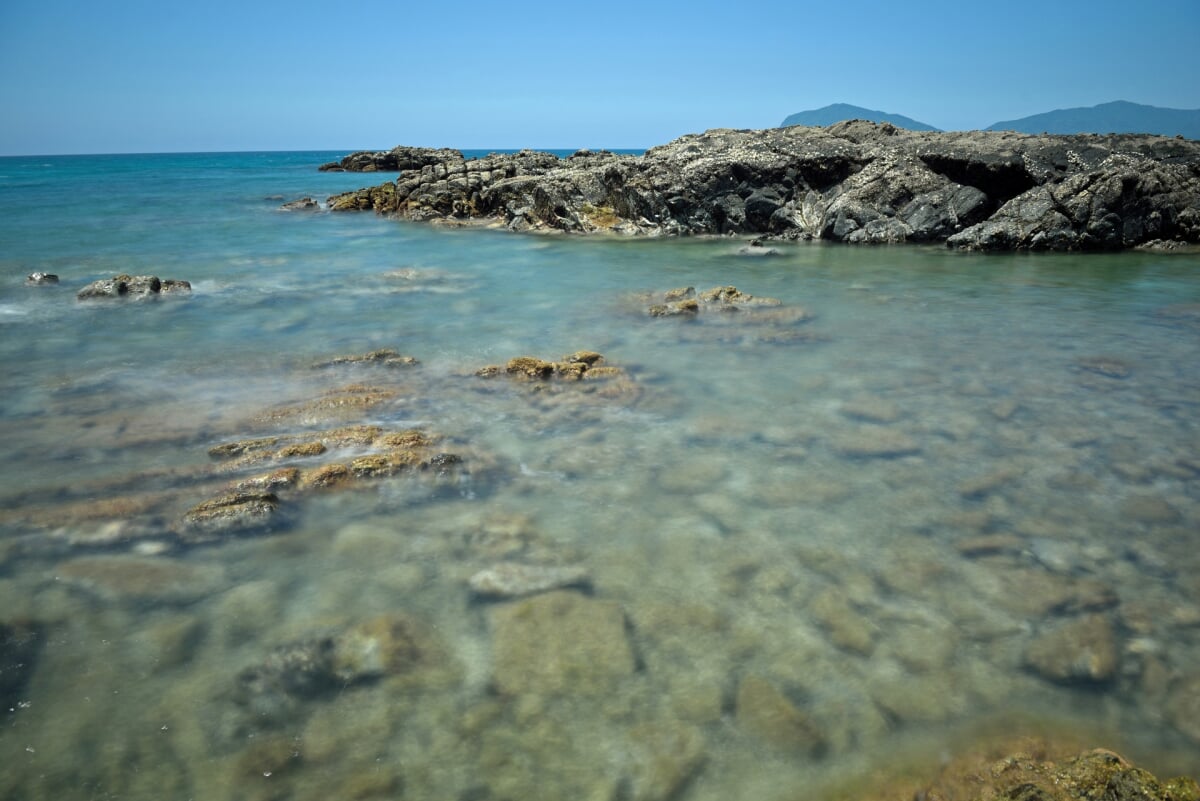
(1, 152), (1198, 800)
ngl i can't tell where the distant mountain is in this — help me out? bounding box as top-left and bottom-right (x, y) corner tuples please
(780, 103), (940, 132)
(986, 101), (1200, 139)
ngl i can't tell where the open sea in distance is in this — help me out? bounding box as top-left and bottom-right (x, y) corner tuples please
(1, 149), (1198, 800)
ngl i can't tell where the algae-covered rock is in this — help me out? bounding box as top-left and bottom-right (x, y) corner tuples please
(734, 674), (826, 755)
(1024, 613), (1120, 684)
(489, 590), (635, 696)
(181, 489), (279, 538)
(505, 356), (556, 379)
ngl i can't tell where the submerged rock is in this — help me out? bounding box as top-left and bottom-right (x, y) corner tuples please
(831, 426), (920, 458)
(0, 620), (43, 712)
(232, 612), (453, 733)
(54, 555), (226, 604)
(1024, 613), (1120, 684)
(1168, 674), (1200, 745)
(329, 613), (452, 686)
(468, 562), (592, 599)
(311, 348), (420, 369)
(627, 721), (708, 801)
(489, 590), (635, 696)
(25, 272), (58, 285)
(1076, 356), (1133, 379)
(734, 674), (826, 755)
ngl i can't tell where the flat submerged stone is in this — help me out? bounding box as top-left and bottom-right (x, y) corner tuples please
(468, 562), (592, 599)
(489, 590), (634, 696)
(54, 555), (226, 603)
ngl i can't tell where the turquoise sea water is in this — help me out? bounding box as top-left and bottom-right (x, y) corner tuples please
(1, 151), (1198, 799)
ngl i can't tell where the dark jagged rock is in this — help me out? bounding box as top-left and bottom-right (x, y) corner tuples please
(327, 123), (1200, 250)
(25, 272), (58, 285)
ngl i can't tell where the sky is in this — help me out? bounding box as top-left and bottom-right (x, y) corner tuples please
(1, 0), (1198, 155)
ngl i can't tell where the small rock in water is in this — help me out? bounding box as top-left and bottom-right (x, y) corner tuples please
(279, 197), (320, 211)
(468, 562), (591, 599)
(311, 348), (419, 369)
(25, 272), (59, 285)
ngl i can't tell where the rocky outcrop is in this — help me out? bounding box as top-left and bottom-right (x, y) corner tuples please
(327, 123), (1200, 250)
(318, 145), (464, 173)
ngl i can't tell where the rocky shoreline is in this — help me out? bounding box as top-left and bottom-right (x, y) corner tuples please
(323, 123), (1200, 251)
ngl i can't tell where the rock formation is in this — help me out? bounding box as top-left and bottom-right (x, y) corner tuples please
(326, 122), (1200, 251)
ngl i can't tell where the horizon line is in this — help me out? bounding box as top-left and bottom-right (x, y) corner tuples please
(0, 145), (653, 159)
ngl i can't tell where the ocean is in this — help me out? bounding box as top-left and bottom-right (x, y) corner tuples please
(1, 150), (1198, 800)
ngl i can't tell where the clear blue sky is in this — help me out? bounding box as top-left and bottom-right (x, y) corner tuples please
(2, 0), (1197, 155)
